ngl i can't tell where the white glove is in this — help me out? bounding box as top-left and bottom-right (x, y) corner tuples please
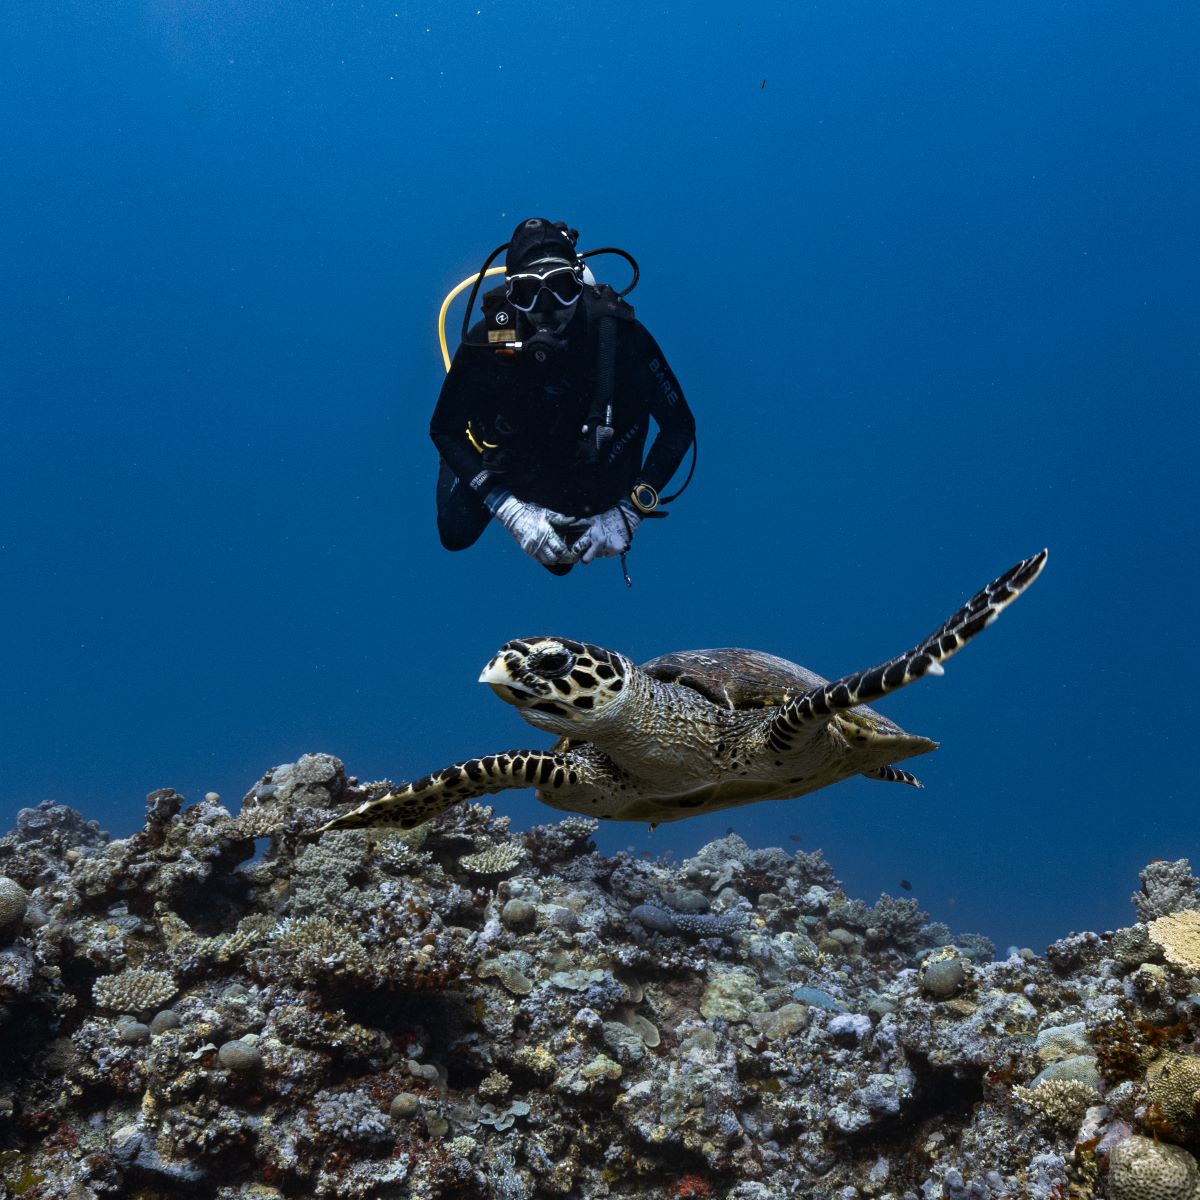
(487, 491), (578, 566)
(575, 502), (642, 564)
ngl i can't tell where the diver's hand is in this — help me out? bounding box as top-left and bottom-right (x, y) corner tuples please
(575, 502), (642, 564)
(487, 491), (579, 566)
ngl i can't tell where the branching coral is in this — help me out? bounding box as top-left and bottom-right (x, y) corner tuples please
(458, 843), (526, 875)
(1013, 1079), (1100, 1132)
(92, 969), (177, 1014)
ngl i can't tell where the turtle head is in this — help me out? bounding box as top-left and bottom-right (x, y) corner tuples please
(479, 637), (629, 732)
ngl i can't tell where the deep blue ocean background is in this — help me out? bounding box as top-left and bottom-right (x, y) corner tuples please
(3, 2), (1197, 953)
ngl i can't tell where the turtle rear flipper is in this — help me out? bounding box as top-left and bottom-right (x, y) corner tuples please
(768, 549), (1047, 748)
(319, 748), (616, 833)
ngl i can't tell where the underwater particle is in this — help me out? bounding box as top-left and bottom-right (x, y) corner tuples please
(1107, 1135), (1200, 1200)
(0, 878), (29, 934)
(218, 1038), (263, 1072)
(458, 843), (526, 874)
(92, 968), (177, 1014)
(1149, 910), (1200, 972)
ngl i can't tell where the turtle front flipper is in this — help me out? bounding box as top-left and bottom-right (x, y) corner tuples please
(768, 549), (1047, 746)
(864, 765), (923, 787)
(319, 750), (581, 834)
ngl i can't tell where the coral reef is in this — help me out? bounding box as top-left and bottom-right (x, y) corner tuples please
(1, 753), (1200, 1199)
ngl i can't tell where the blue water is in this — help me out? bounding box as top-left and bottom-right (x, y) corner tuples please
(3, 2), (1196, 953)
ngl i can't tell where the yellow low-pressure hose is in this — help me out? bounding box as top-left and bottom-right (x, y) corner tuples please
(438, 267), (506, 372)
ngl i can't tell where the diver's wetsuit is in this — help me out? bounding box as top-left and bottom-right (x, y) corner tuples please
(431, 289), (695, 550)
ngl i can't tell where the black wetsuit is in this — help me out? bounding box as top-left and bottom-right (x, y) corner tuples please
(431, 287), (695, 550)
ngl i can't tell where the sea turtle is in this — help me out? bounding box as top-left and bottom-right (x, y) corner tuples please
(321, 550), (1046, 834)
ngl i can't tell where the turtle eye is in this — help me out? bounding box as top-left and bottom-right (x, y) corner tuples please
(530, 646), (575, 678)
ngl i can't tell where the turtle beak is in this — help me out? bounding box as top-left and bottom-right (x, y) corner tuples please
(479, 654), (513, 687)
(479, 653), (533, 705)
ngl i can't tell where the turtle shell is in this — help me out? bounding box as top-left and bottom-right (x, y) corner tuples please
(640, 648), (829, 711)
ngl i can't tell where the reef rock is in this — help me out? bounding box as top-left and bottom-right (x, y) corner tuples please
(1, 755), (1199, 1199)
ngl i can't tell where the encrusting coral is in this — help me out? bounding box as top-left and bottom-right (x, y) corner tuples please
(3, 753), (1200, 1199)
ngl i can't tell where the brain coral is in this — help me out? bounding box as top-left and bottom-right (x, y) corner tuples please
(1147, 1053), (1200, 1126)
(1149, 910), (1200, 972)
(1108, 1135), (1200, 1200)
(92, 968), (177, 1014)
(0, 878), (28, 938)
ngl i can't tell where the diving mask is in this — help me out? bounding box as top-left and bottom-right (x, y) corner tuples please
(506, 265), (584, 312)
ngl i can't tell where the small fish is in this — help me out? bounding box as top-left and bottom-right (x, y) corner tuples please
(899, 879), (912, 891)
(761, 79), (766, 89)
(789, 833), (802, 843)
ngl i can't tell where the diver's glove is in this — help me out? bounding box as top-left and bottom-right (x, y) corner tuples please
(575, 501), (642, 564)
(485, 490), (578, 566)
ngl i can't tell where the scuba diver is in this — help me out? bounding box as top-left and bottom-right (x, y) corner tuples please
(431, 218), (696, 577)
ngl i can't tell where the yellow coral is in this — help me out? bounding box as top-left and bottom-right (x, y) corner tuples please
(1149, 911), (1200, 972)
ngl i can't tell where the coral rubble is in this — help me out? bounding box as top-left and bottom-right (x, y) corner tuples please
(2, 753), (1200, 1199)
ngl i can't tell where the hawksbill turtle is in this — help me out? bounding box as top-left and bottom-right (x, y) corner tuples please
(321, 550), (1046, 834)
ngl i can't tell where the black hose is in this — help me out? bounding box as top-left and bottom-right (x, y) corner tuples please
(579, 247), (640, 297)
(460, 243), (509, 344)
